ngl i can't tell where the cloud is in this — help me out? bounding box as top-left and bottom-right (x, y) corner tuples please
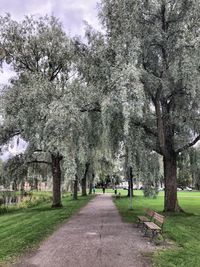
(0, 0), (53, 20)
(0, 0), (100, 35)
(0, 136), (28, 161)
(0, 63), (16, 85)
(51, 0), (101, 36)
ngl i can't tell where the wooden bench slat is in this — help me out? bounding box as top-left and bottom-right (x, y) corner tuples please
(136, 209), (154, 228)
(146, 209), (154, 217)
(153, 212), (164, 224)
(144, 222), (161, 230)
(137, 215), (149, 222)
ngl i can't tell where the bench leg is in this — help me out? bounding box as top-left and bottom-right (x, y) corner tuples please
(143, 226), (149, 237)
(151, 230), (158, 241)
(141, 223), (146, 232)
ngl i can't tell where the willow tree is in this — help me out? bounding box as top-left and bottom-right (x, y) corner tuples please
(0, 15), (75, 207)
(177, 147), (200, 190)
(74, 28), (112, 192)
(100, 0), (200, 212)
(3, 154), (28, 191)
(189, 147), (200, 190)
(80, 111), (103, 196)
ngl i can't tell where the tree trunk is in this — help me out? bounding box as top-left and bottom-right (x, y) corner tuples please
(81, 162), (90, 196)
(73, 175), (78, 200)
(130, 166), (134, 197)
(51, 153), (62, 208)
(127, 166), (134, 197)
(81, 176), (87, 196)
(20, 180), (25, 196)
(34, 177), (38, 191)
(89, 181), (93, 195)
(155, 97), (182, 212)
(89, 173), (95, 195)
(163, 154), (181, 212)
(12, 179), (18, 191)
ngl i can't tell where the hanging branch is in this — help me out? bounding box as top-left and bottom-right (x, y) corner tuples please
(176, 135), (200, 154)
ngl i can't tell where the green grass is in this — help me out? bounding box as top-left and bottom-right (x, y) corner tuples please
(113, 190), (200, 267)
(0, 193), (94, 265)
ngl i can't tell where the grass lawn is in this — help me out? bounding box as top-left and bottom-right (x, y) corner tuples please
(113, 189), (200, 267)
(0, 192), (94, 265)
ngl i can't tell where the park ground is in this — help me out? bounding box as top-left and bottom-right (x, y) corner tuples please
(13, 194), (155, 267)
(113, 189), (200, 267)
(0, 192), (94, 266)
(0, 190), (200, 266)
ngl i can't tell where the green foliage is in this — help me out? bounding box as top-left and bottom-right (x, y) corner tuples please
(3, 154), (28, 187)
(143, 185), (159, 198)
(176, 147), (200, 188)
(0, 15), (78, 157)
(0, 14), (73, 76)
(0, 159), (3, 184)
(0, 190), (17, 211)
(0, 191), (51, 214)
(99, 0), (200, 154)
(142, 152), (161, 198)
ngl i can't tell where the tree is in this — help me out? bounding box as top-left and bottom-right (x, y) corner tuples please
(3, 154), (28, 190)
(0, 15), (75, 207)
(99, 0), (200, 212)
(190, 147), (200, 190)
(178, 147), (200, 190)
(0, 159), (4, 186)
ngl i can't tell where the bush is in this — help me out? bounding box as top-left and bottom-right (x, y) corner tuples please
(0, 198), (4, 206)
(143, 185), (159, 198)
(18, 195), (51, 209)
(0, 207), (8, 214)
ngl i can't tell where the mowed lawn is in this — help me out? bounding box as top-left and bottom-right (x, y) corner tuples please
(113, 190), (200, 267)
(0, 193), (94, 265)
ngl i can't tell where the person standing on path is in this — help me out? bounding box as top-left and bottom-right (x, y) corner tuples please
(102, 185), (105, 194)
(92, 186), (96, 194)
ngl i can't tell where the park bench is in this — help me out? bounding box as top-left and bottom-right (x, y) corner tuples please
(137, 208), (154, 228)
(143, 212), (165, 241)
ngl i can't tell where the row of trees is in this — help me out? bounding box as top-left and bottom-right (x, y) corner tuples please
(0, 0), (199, 211)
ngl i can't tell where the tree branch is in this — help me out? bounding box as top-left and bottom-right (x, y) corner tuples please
(176, 135), (200, 154)
(0, 127), (22, 145)
(50, 64), (63, 81)
(134, 120), (157, 138)
(27, 160), (51, 165)
(80, 102), (101, 113)
(143, 138), (163, 155)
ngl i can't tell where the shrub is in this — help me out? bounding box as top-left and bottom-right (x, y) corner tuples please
(143, 184), (159, 198)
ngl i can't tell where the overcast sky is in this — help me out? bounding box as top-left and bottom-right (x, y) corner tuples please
(0, 0), (100, 84)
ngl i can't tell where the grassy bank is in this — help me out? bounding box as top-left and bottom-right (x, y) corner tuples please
(113, 190), (200, 267)
(0, 193), (94, 265)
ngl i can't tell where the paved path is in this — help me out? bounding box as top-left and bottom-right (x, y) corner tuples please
(15, 194), (155, 267)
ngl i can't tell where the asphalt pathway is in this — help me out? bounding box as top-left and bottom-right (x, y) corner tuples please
(15, 194), (155, 267)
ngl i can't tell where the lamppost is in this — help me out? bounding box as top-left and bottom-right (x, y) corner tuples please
(129, 181), (133, 210)
(129, 167), (133, 210)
